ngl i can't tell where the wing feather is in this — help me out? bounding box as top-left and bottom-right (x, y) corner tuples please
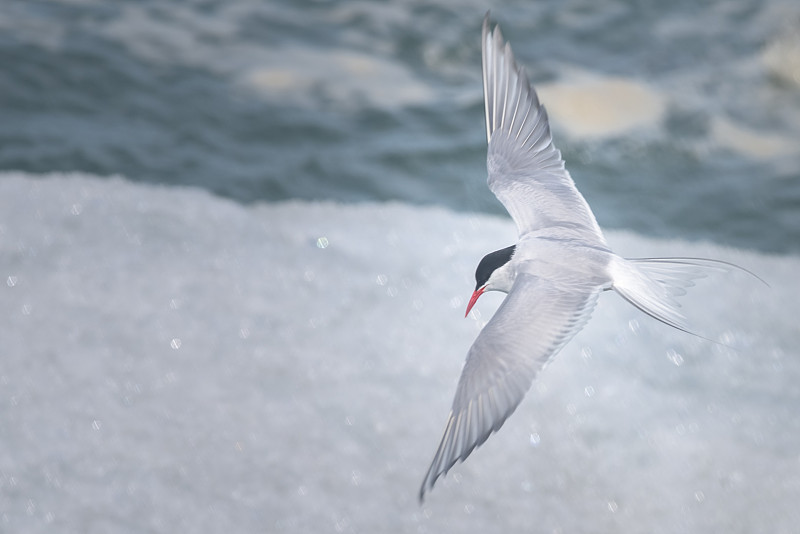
(419, 273), (600, 500)
(481, 15), (606, 243)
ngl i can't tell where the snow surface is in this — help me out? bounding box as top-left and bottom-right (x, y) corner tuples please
(0, 172), (797, 533)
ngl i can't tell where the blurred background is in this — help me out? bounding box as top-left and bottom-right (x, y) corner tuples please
(1, 1), (799, 533)
(2, 0), (799, 251)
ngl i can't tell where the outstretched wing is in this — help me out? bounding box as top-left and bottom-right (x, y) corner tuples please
(482, 14), (605, 244)
(419, 273), (600, 500)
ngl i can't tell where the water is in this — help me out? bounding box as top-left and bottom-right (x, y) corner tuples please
(1, 1), (799, 532)
(0, 171), (797, 533)
(1, 0), (799, 252)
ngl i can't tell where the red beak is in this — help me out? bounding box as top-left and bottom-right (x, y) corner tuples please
(465, 287), (485, 317)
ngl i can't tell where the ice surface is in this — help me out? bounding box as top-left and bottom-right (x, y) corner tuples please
(0, 172), (798, 533)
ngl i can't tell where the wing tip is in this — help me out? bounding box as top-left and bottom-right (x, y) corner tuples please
(418, 389), (523, 500)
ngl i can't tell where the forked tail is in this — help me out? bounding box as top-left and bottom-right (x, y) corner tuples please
(609, 256), (764, 338)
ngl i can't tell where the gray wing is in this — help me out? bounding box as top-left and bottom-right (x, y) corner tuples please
(482, 15), (605, 244)
(419, 272), (600, 500)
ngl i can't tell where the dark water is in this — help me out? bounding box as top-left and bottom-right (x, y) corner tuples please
(1, 0), (799, 252)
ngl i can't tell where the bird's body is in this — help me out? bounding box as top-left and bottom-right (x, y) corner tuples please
(418, 14), (745, 501)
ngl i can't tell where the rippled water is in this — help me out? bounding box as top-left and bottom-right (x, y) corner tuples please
(2, 0), (799, 252)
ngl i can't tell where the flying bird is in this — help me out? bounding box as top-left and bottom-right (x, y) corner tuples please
(419, 14), (752, 501)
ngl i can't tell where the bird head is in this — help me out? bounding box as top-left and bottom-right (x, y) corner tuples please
(465, 244), (516, 317)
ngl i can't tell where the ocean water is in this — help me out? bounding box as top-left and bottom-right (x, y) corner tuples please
(1, 0), (799, 532)
(2, 0), (800, 252)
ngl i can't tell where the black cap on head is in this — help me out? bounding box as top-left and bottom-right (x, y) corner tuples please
(475, 245), (515, 290)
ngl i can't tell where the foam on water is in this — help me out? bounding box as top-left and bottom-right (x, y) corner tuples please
(537, 74), (667, 139)
(0, 171), (797, 533)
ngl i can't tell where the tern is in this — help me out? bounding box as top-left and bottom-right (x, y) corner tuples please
(419, 14), (755, 501)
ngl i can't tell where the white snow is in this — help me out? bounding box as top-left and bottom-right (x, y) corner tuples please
(0, 171), (797, 533)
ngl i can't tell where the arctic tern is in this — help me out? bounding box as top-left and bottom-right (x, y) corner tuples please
(419, 14), (754, 501)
